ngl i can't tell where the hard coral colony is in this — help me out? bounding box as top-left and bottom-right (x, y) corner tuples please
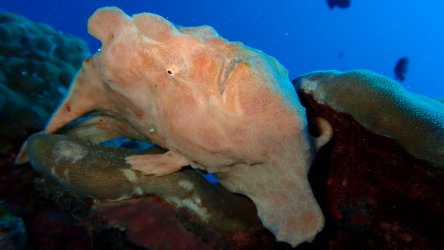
(21, 6), (333, 247)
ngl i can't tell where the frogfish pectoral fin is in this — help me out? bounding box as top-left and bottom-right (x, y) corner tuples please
(127, 151), (190, 176)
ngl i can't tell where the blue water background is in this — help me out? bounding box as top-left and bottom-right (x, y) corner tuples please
(2, 0), (444, 98)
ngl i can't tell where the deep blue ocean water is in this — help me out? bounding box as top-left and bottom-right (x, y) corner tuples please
(2, 0), (444, 98)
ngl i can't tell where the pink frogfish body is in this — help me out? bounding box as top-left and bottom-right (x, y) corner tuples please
(32, 7), (332, 247)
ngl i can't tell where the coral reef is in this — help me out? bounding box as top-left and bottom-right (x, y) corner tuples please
(294, 71), (444, 249)
(22, 69), (444, 249)
(0, 11), (89, 155)
(295, 70), (444, 168)
(2, 9), (443, 250)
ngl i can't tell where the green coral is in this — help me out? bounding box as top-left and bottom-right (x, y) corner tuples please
(0, 12), (89, 154)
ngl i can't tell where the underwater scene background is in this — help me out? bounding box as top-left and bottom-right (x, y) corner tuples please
(2, 0), (444, 98)
(0, 0), (443, 249)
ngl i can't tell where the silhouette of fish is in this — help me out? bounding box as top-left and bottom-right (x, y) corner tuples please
(394, 57), (409, 81)
(327, 0), (351, 9)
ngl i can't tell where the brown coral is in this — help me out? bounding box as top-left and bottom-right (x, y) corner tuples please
(26, 133), (262, 232)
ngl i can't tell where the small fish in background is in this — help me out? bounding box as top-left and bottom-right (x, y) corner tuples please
(394, 57), (409, 81)
(337, 50), (346, 58)
(327, 0), (351, 9)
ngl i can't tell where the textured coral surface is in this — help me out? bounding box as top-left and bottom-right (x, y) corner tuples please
(296, 70), (444, 168)
(26, 133), (262, 232)
(0, 11), (89, 155)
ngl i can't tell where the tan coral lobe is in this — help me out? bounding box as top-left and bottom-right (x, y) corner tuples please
(40, 6), (332, 247)
(297, 70), (444, 169)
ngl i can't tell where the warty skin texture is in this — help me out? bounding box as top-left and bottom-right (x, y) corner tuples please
(27, 7), (332, 247)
